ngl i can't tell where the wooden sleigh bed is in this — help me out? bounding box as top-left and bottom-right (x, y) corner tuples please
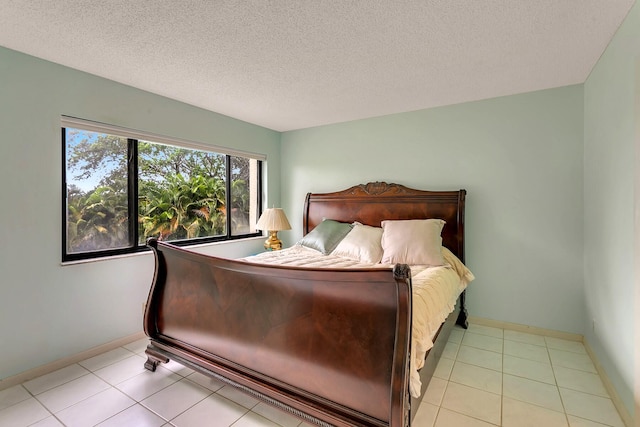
(143, 182), (470, 427)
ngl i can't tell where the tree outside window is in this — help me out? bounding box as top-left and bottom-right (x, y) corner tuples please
(63, 125), (261, 261)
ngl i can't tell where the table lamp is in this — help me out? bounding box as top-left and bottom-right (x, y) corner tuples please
(255, 208), (291, 250)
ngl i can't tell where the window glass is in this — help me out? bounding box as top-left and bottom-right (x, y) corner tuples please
(230, 156), (259, 236)
(65, 128), (130, 254)
(138, 141), (227, 243)
(62, 121), (262, 261)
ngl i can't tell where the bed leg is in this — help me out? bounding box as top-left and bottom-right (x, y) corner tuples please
(144, 345), (169, 372)
(456, 291), (469, 329)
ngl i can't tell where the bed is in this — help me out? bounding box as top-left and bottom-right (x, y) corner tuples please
(143, 182), (472, 426)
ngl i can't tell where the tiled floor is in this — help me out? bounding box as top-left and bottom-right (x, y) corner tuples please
(0, 323), (626, 426)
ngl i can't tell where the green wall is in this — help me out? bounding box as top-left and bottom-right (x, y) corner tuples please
(583, 0), (639, 418)
(0, 46), (280, 382)
(282, 85), (585, 335)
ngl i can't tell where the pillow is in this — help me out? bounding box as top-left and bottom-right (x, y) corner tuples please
(380, 219), (445, 266)
(297, 219), (353, 255)
(331, 222), (384, 264)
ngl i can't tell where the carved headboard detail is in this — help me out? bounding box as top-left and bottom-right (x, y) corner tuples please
(303, 182), (466, 262)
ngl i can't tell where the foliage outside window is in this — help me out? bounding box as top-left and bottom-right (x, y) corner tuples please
(63, 120), (262, 261)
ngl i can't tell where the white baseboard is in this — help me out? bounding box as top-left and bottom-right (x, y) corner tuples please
(583, 340), (634, 427)
(0, 331), (147, 392)
(470, 316), (633, 427)
(468, 316), (583, 341)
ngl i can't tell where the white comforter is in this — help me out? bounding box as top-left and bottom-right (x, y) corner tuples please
(242, 245), (473, 397)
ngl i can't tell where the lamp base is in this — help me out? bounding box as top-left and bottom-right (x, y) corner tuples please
(263, 230), (283, 251)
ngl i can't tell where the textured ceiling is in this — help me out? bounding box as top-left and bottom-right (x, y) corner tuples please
(0, 1), (634, 131)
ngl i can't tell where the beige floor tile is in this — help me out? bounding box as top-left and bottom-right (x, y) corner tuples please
(116, 366), (181, 401)
(0, 398), (51, 427)
(448, 329), (464, 344)
(79, 348), (135, 372)
(559, 388), (624, 427)
(55, 388), (135, 427)
(548, 349), (597, 374)
(456, 345), (503, 372)
(141, 378), (211, 421)
(450, 361), (502, 394)
(22, 364), (89, 395)
(503, 355), (555, 384)
(94, 354), (148, 386)
(553, 366), (608, 397)
(423, 377), (448, 406)
(171, 393), (247, 427)
(123, 338), (151, 354)
(502, 374), (563, 412)
(466, 324), (504, 338)
(0, 385), (31, 411)
(252, 402), (301, 427)
(216, 385), (260, 409)
(566, 415), (612, 426)
(161, 360), (195, 377)
(186, 371), (225, 392)
(96, 403), (166, 427)
(435, 407), (498, 427)
(30, 416), (65, 427)
(442, 340), (460, 359)
(503, 330), (546, 347)
(503, 340), (550, 364)
(544, 337), (587, 354)
(502, 397), (568, 427)
(441, 382), (501, 425)
(433, 357), (454, 380)
(462, 332), (503, 353)
(232, 411), (280, 427)
(412, 402), (438, 427)
(35, 373), (110, 413)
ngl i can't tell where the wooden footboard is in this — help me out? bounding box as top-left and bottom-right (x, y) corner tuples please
(143, 239), (413, 427)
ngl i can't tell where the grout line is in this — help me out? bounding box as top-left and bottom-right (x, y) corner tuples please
(547, 338), (572, 427)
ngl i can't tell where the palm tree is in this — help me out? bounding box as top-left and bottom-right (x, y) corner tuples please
(138, 174), (227, 242)
(67, 185), (129, 252)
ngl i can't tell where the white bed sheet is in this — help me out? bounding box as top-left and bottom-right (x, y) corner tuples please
(242, 244), (473, 398)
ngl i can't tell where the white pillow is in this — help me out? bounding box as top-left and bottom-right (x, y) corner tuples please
(331, 223), (384, 264)
(380, 219), (445, 266)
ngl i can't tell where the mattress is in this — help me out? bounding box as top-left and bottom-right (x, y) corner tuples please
(242, 244), (473, 397)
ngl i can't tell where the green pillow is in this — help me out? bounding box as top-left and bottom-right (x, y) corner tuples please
(298, 220), (353, 255)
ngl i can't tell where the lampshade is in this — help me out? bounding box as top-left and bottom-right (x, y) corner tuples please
(256, 208), (291, 251)
(256, 208), (291, 232)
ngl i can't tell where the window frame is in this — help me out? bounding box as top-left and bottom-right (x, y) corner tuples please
(61, 117), (264, 262)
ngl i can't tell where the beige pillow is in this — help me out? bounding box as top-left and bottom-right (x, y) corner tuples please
(331, 223), (384, 264)
(381, 219), (445, 266)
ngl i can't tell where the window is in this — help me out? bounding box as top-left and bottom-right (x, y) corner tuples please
(62, 117), (263, 262)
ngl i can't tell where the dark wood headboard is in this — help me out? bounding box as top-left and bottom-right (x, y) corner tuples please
(303, 182), (467, 263)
